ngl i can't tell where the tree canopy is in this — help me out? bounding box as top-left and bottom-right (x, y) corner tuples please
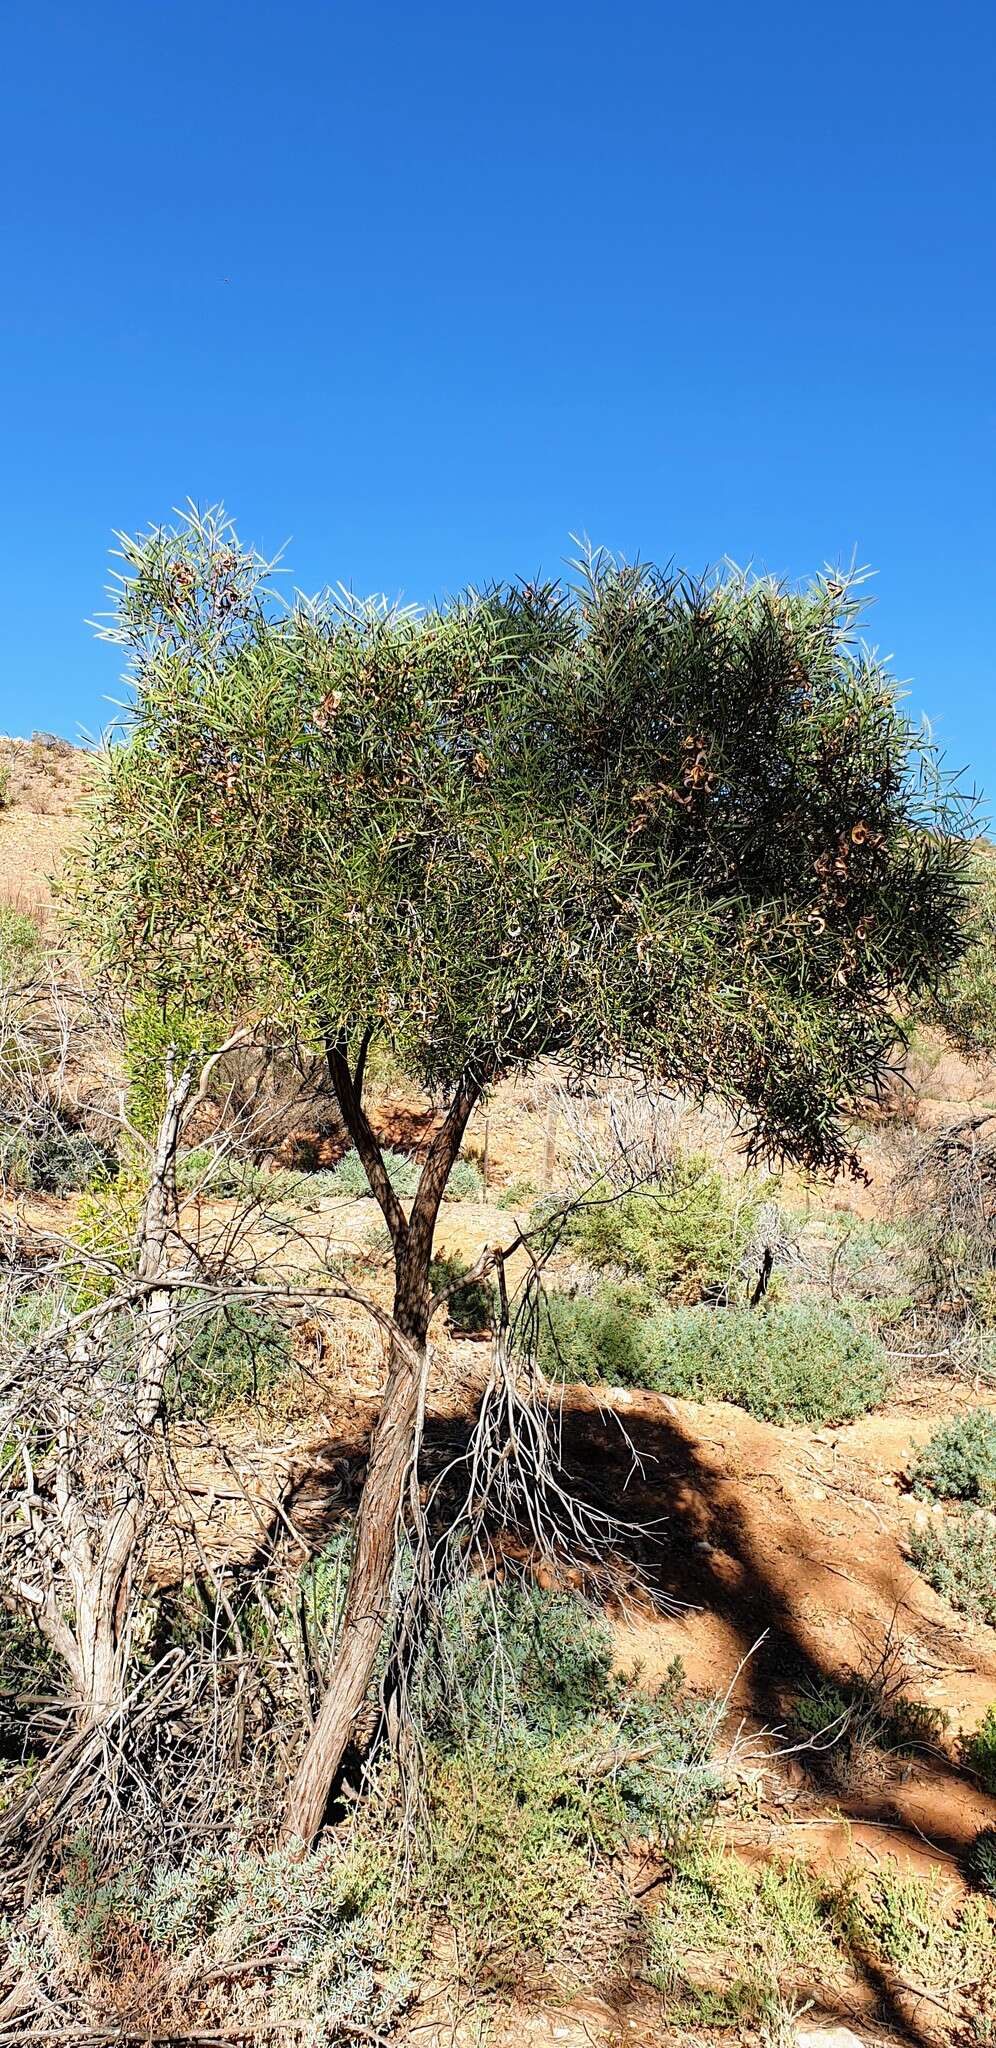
(78, 505), (972, 1176)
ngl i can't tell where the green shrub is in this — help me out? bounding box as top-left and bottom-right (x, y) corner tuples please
(442, 1157), (483, 1202)
(558, 1156), (758, 1305)
(124, 997), (224, 1138)
(537, 1281), (657, 1386)
(0, 903), (41, 975)
(172, 1303), (292, 1416)
(176, 1146), (314, 1209)
(326, 1146), (420, 1199)
(911, 1409), (996, 1506)
(0, 1109), (117, 1195)
(788, 1673), (947, 1768)
(55, 1835), (140, 1962)
(539, 1288), (889, 1424)
(963, 1706), (996, 1795)
(420, 1578), (615, 1744)
(0, 760), (10, 809)
(648, 1304), (888, 1423)
(909, 1512), (996, 1627)
(966, 1827), (996, 1898)
(497, 1174), (538, 1210)
(428, 1252), (497, 1334)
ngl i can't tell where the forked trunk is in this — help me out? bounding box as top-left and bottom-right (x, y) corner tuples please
(280, 1292), (427, 1847)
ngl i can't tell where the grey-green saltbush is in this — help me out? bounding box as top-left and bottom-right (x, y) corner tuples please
(911, 1409), (996, 1506)
(908, 1512), (996, 1628)
(325, 1146), (420, 1199)
(539, 1288), (889, 1426)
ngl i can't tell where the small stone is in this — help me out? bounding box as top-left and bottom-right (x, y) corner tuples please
(796, 2028), (869, 2048)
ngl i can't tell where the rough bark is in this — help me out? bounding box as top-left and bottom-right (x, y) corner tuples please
(280, 1055), (482, 1846)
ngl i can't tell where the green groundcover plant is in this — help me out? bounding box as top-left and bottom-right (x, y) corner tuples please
(539, 1287), (889, 1424)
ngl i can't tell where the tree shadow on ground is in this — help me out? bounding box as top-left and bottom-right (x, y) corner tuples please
(284, 1392), (991, 2048)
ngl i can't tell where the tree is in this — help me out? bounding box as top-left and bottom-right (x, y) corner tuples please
(75, 505), (973, 1844)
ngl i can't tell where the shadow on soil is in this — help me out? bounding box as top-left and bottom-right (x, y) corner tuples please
(283, 1392), (990, 2048)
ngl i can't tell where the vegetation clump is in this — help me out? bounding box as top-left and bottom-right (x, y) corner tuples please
(0, 1106), (116, 1195)
(172, 1303), (293, 1416)
(428, 1251), (497, 1334)
(540, 1289), (889, 1425)
(325, 1145), (420, 1199)
(556, 1159), (758, 1305)
(911, 1408), (996, 1505)
(963, 1706), (996, 1796)
(966, 1826), (996, 1899)
(908, 1512), (996, 1627)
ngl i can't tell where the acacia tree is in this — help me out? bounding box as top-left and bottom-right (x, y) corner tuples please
(76, 506), (972, 1844)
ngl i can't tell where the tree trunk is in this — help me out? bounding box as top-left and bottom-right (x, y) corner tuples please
(279, 1052), (483, 1848)
(280, 1294), (426, 1846)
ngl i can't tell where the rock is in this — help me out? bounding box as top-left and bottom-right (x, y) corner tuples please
(796, 2029), (869, 2048)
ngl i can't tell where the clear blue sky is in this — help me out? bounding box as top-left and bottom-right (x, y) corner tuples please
(2, 1), (993, 809)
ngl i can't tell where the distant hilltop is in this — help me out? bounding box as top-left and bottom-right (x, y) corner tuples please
(0, 733), (91, 919)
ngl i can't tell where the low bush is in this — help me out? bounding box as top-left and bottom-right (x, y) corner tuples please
(911, 1409), (996, 1506)
(646, 1848), (840, 2026)
(172, 1303), (292, 1417)
(176, 1148), (316, 1210)
(539, 1287), (889, 1424)
(496, 1174), (538, 1210)
(428, 1252), (497, 1334)
(325, 1146), (420, 1199)
(0, 1108), (116, 1195)
(787, 1671), (947, 1788)
(963, 1706), (996, 1795)
(908, 1512), (996, 1627)
(0, 903), (42, 975)
(557, 1155), (758, 1306)
(537, 1282), (657, 1387)
(966, 1827), (996, 1899)
(441, 1157), (483, 1202)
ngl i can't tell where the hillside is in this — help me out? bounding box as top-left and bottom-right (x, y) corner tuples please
(3, 741), (996, 2048)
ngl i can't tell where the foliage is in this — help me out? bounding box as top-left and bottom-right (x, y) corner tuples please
(124, 997), (224, 1138)
(908, 1511), (996, 1626)
(441, 1156), (483, 1201)
(646, 1849), (840, 2026)
(74, 507), (974, 1183)
(788, 1670), (947, 1782)
(910, 1408), (996, 1505)
(428, 1251), (497, 1333)
(172, 1303), (292, 1417)
(418, 1578), (616, 1744)
(0, 903), (42, 976)
(554, 1159), (758, 1305)
(496, 1173), (538, 1209)
(891, 1116), (996, 1318)
(0, 1105), (116, 1196)
(966, 1827), (996, 1899)
(324, 1145), (420, 1199)
(175, 1145), (313, 1209)
(963, 1706), (996, 1796)
(537, 1281), (657, 1386)
(0, 759), (11, 809)
(68, 1174), (145, 1306)
(54, 1835), (140, 1962)
(540, 1289), (889, 1424)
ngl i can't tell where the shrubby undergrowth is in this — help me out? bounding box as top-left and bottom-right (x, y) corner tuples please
(908, 1511), (996, 1627)
(539, 1286), (889, 1424)
(911, 1408), (996, 1505)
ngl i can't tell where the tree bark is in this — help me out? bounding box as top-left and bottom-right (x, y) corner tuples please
(280, 1300), (425, 1846)
(280, 1054), (483, 1846)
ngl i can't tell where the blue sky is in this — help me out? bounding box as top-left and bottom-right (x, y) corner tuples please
(2, 0), (993, 810)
